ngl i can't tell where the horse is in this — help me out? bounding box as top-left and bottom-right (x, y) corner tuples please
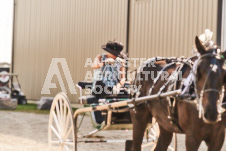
(129, 36), (226, 151)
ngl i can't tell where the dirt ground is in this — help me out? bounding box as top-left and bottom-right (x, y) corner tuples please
(0, 111), (226, 151)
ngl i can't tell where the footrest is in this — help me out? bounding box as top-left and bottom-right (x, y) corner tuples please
(79, 95), (97, 104)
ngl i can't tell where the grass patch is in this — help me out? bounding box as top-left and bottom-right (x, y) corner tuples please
(17, 103), (50, 114)
(0, 103), (50, 114)
(1, 103), (80, 114)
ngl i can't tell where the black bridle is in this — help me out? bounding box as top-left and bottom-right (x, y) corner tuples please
(192, 51), (225, 120)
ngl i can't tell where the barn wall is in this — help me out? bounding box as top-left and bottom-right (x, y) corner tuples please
(222, 0), (226, 50)
(13, 0), (128, 101)
(128, 0), (218, 67)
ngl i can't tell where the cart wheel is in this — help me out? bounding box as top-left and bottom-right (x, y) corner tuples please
(48, 92), (76, 151)
(142, 118), (176, 151)
(142, 118), (159, 150)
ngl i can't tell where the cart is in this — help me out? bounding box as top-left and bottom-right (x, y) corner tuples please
(48, 80), (181, 151)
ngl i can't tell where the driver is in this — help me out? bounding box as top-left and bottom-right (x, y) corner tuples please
(92, 41), (127, 95)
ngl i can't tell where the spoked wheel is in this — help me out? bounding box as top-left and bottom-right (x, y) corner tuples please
(142, 118), (176, 151)
(142, 118), (159, 150)
(48, 92), (76, 151)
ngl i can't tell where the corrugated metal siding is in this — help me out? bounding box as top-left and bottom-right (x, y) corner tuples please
(13, 0), (219, 101)
(129, 0), (218, 60)
(13, 0), (128, 101)
(222, 0), (226, 50)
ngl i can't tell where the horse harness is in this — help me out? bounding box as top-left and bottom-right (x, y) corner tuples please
(131, 52), (225, 132)
(131, 57), (194, 132)
(191, 52), (225, 120)
(148, 57), (195, 133)
(131, 57), (178, 99)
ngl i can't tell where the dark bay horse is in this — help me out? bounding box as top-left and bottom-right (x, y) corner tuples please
(130, 36), (226, 151)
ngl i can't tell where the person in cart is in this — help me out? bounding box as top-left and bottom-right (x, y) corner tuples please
(92, 41), (127, 97)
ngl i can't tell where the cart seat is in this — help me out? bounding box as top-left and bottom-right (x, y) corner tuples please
(105, 88), (130, 99)
(79, 95), (97, 104)
(77, 81), (93, 89)
(105, 94), (130, 99)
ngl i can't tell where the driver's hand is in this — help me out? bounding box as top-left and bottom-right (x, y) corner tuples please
(105, 58), (115, 65)
(113, 85), (120, 94)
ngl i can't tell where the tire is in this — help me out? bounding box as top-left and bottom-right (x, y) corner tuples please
(48, 92), (76, 151)
(19, 98), (27, 105)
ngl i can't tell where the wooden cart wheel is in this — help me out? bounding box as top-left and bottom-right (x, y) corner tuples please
(142, 118), (176, 151)
(142, 118), (159, 150)
(48, 92), (76, 151)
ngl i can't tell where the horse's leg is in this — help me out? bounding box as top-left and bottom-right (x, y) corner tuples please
(130, 105), (150, 151)
(185, 133), (202, 151)
(154, 125), (173, 151)
(205, 131), (225, 151)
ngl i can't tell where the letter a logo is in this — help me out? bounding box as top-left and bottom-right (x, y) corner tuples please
(41, 58), (77, 94)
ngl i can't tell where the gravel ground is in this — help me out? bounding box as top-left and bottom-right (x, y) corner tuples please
(0, 111), (225, 151)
